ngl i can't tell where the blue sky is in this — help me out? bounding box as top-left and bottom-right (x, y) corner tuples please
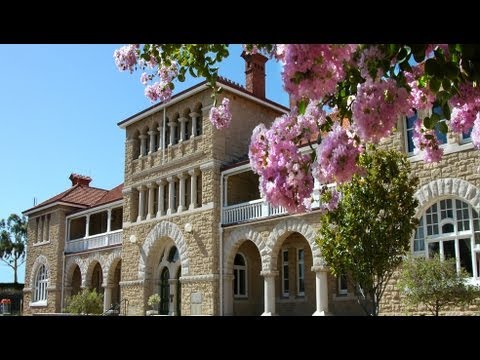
(0, 44), (288, 283)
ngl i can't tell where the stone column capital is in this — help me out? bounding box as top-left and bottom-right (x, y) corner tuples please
(147, 130), (157, 136)
(136, 185), (146, 191)
(139, 134), (148, 140)
(188, 168), (199, 176)
(260, 270), (279, 278)
(311, 265), (329, 273)
(156, 179), (166, 186)
(189, 112), (200, 118)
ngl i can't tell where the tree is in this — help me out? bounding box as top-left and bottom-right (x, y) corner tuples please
(398, 255), (480, 316)
(317, 148), (419, 315)
(114, 44), (480, 213)
(0, 214), (27, 284)
(64, 288), (104, 315)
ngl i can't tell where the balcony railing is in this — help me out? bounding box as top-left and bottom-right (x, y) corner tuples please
(65, 230), (123, 253)
(222, 185), (336, 225)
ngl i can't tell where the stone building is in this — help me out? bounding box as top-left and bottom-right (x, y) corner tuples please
(22, 52), (480, 316)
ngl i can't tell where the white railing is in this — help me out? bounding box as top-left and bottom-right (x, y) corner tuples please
(65, 230), (123, 253)
(221, 183), (336, 225)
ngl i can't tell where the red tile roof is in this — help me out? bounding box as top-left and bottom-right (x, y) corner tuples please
(93, 183), (124, 207)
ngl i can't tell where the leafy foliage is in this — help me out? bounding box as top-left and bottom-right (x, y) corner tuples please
(147, 293), (160, 310)
(0, 214), (27, 283)
(399, 255), (480, 316)
(65, 289), (104, 315)
(317, 148), (419, 315)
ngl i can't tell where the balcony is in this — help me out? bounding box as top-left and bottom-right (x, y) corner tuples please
(65, 230), (123, 253)
(222, 187), (329, 226)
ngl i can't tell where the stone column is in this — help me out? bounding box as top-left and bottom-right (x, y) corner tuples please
(223, 274), (234, 316)
(156, 179), (166, 217)
(168, 278), (178, 316)
(168, 120), (177, 146)
(44, 215), (49, 241)
(224, 175), (229, 206)
(167, 177), (175, 215)
(136, 186), (146, 222)
(106, 208), (112, 233)
(148, 130), (157, 154)
(178, 174), (186, 212)
(178, 117), (187, 142)
(157, 125), (164, 150)
(261, 270), (278, 316)
(139, 134), (147, 157)
(146, 183), (156, 220)
(103, 285), (113, 312)
(189, 112), (199, 138)
(312, 266), (329, 316)
(85, 214), (90, 237)
(188, 169), (198, 210)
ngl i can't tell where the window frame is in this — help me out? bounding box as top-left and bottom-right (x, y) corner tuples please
(233, 252), (248, 299)
(281, 249), (289, 297)
(32, 264), (48, 305)
(297, 248), (305, 297)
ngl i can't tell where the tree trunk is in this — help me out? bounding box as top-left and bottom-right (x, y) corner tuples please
(435, 300), (439, 316)
(13, 257), (17, 284)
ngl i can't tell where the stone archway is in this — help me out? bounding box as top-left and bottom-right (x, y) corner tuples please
(29, 255), (50, 290)
(414, 178), (480, 217)
(138, 221), (189, 280)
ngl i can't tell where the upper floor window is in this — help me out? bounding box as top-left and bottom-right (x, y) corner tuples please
(233, 253), (247, 298)
(413, 198), (480, 278)
(33, 264), (48, 303)
(461, 127), (473, 144)
(405, 105), (447, 156)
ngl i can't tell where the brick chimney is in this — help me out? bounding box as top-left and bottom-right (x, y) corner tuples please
(241, 51), (268, 99)
(69, 173), (92, 187)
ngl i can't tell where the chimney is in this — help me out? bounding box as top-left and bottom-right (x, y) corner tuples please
(69, 173), (92, 187)
(241, 51), (268, 99)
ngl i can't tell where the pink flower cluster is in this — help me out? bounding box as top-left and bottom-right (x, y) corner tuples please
(352, 78), (410, 143)
(405, 69), (435, 117)
(449, 83), (480, 139)
(282, 44), (356, 101)
(249, 107), (327, 213)
(144, 62), (178, 103)
(319, 188), (340, 212)
(209, 98), (232, 129)
(357, 46), (385, 81)
(412, 118), (444, 162)
(113, 44), (138, 73)
(312, 123), (362, 184)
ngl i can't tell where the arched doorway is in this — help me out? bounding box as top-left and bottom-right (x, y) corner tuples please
(91, 262), (103, 295)
(71, 266), (81, 296)
(111, 260), (122, 306)
(159, 267), (170, 315)
(232, 240), (263, 316)
(274, 232), (315, 315)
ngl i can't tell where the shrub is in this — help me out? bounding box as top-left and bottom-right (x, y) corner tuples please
(65, 289), (104, 315)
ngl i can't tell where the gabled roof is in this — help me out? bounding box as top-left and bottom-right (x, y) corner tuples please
(117, 77), (289, 129)
(93, 183), (123, 207)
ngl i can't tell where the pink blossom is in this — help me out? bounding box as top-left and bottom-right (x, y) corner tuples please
(144, 81), (173, 103)
(449, 82), (480, 135)
(357, 45), (385, 81)
(472, 114), (480, 149)
(412, 118), (444, 162)
(209, 98), (232, 129)
(282, 44), (356, 101)
(140, 72), (149, 85)
(404, 67), (435, 116)
(352, 78), (410, 143)
(113, 44), (138, 73)
(313, 123), (362, 184)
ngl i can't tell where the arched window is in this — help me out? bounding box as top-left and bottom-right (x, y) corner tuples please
(233, 253), (247, 298)
(168, 246), (179, 263)
(33, 264), (48, 303)
(413, 198), (480, 277)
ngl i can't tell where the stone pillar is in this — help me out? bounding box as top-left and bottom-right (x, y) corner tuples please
(146, 183), (156, 220)
(157, 125), (164, 150)
(85, 214), (90, 237)
(168, 120), (177, 146)
(167, 177), (175, 215)
(148, 130), (157, 154)
(44, 215), (49, 241)
(107, 209), (112, 233)
(103, 285), (113, 312)
(137, 186), (146, 222)
(139, 134), (147, 157)
(189, 112), (199, 138)
(261, 270), (278, 316)
(223, 274), (234, 316)
(188, 169), (198, 210)
(169, 279), (178, 316)
(178, 117), (187, 142)
(312, 266), (329, 316)
(156, 179), (166, 217)
(178, 174), (186, 212)
(224, 175), (229, 206)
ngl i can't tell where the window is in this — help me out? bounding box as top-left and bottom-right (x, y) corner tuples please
(282, 249), (289, 297)
(168, 246), (179, 263)
(196, 115), (203, 136)
(33, 264), (48, 303)
(233, 253), (247, 298)
(297, 249), (305, 296)
(337, 274), (348, 296)
(413, 198), (480, 277)
(461, 127), (473, 144)
(405, 106), (447, 156)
